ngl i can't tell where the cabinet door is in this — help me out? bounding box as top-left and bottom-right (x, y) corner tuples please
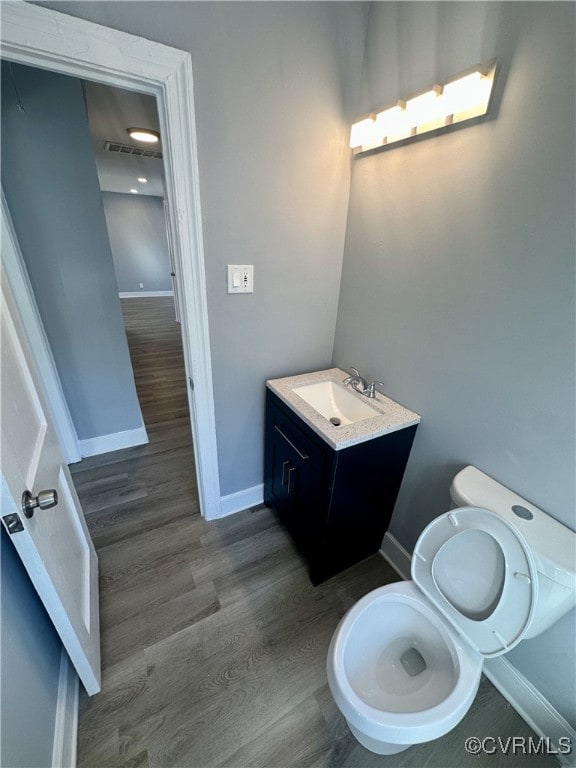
(268, 405), (328, 557)
(270, 423), (302, 506)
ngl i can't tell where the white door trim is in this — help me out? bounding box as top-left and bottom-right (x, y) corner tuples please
(51, 649), (79, 768)
(1, 1), (221, 519)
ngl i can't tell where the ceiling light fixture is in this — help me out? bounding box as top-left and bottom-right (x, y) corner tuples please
(137, 177), (148, 183)
(127, 128), (160, 144)
(350, 60), (497, 154)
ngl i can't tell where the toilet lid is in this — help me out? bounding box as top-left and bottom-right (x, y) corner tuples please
(412, 506), (538, 657)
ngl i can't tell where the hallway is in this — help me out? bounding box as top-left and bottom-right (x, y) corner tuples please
(69, 298), (554, 768)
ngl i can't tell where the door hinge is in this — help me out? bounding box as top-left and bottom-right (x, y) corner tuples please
(3, 513), (24, 534)
(189, 377), (194, 391)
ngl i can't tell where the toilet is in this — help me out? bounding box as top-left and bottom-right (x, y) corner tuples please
(326, 465), (576, 755)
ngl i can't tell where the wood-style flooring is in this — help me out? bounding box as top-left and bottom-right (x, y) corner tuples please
(70, 297), (557, 768)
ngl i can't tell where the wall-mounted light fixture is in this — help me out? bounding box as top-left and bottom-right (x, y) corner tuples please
(350, 60), (497, 155)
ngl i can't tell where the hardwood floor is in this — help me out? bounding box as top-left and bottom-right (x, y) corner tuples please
(70, 297), (557, 768)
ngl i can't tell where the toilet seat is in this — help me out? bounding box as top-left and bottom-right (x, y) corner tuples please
(413, 506), (538, 657)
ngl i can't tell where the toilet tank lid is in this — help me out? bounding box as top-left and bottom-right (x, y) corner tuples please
(450, 466), (575, 589)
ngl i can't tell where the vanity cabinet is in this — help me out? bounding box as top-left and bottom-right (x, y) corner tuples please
(264, 388), (417, 584)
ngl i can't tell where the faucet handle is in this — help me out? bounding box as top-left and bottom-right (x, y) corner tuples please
(366, 381), (385, 398)
(346, 366), (361, 377)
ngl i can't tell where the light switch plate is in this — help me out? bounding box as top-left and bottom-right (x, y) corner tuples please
(227, 265), (254, 293)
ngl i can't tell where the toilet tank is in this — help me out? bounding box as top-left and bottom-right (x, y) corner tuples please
(450, 466), (576, 638)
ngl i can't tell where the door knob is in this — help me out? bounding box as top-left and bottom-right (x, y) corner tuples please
(22, 489), (58, 518)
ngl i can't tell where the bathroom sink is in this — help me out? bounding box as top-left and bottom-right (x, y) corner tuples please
(268, 368), (420, 450)
(292, 379), (380, 426)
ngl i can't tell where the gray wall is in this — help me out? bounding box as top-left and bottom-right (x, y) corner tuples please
(1, 63), (144, 442)
(102, 192), (173, 293)
(38, 0), (368, 495)
(332, 2), (575, 724)
(1, 529), (62, 768)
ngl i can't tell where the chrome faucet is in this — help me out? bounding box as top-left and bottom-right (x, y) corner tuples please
(342, 367), (368, 392)
(343, 368), (385, 399)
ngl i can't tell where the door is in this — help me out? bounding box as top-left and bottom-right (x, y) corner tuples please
(0, 271), (101, 695)
(266, 396), (329, 559)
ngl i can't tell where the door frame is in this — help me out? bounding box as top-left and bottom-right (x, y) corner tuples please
(1, 1), (222, 519)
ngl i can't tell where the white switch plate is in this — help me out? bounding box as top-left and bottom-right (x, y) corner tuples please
(227, 265), (254, 293)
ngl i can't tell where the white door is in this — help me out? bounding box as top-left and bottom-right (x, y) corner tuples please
(0, 271), (101, 695)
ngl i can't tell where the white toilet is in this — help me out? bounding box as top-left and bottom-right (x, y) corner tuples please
(327, 466), (576, 755)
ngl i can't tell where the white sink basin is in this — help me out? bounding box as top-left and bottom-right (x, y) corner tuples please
(293, 380), (380, 426)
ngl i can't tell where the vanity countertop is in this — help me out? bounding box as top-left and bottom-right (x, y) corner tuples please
(266, 368), (420, 450)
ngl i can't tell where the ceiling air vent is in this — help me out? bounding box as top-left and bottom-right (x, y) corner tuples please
(104, 141), (163, 160)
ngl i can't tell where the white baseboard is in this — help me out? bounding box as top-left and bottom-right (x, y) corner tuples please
(380, 532), (411, 579)
(119, 291), (174, 298)
(379, 532), (575, 761)
(78, 425), (148, 457)
(484, 656), (576, 765)
(218, 484), (264, 520)
(52, 648), (79, 768)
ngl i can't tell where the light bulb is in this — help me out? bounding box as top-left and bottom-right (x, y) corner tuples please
(350, 116), (379, 149)
(442, 71), (493, 119)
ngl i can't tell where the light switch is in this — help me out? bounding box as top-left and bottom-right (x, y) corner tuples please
(227, 265), (254, 293)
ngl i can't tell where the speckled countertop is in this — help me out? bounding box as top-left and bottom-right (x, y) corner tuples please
(267, 368), (420, 450)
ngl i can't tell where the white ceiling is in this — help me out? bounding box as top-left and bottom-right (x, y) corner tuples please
(84, 81), (165, 198)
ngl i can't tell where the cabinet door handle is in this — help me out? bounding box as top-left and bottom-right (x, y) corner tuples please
(281, 460), (290, 487)
(274, 425), (309, 460)
(287, 466), (296, 494)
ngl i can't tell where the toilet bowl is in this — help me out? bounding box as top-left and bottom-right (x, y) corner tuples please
(327, 581), (483, 754)
(327, 466), (576, 754)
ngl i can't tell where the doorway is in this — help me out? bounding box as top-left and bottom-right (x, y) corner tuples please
(0, 2), (221, 519)
(83, 79), (179, 319)
(82, 78), (185, 430)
